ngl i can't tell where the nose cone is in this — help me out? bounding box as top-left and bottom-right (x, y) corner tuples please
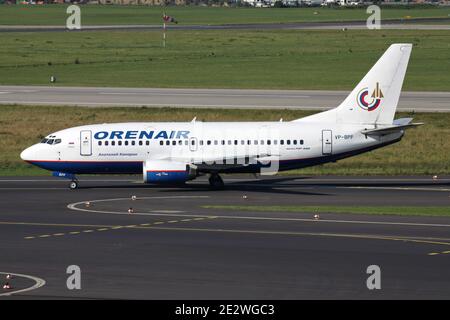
(20, 146), (34, 161)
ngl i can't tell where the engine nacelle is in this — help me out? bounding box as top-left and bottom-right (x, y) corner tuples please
(143, 160), (196, 184)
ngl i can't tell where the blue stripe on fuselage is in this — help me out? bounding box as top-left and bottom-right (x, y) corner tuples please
(27, 161), (142, 174)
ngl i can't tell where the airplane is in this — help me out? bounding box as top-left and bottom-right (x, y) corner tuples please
(20, 43), (422, 189)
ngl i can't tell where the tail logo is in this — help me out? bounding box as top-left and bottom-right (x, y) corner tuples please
(357, 82), (383, 111)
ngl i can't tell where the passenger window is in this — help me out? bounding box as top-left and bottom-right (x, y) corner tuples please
(118, 141), (122, 146)
(234, 140), (238, 145)
(184, 140), (188, 146)
(207, 140), (211, 145)
(274, 140), (278, 145)
(280, 140), (284, 145)
(254, 140), (258, 145)
(160, 141), (163, 146)
(191, 140), (195, 145)
(172, 141), (176, 146)
(139, 141), (143, 146)
(98, 141), (102, 146)
(166, 140), (170, 146)
(267, 140), (271, 145)
(228, 140), (232, 145)
(105, 141), (109, 146)
(200, 140), (204, 146)
(124, 141), (128, 146)
(293, 140), (297, 145)
(111, 141), (115, 146)
(214, 140), (218, 145)
(247, 140), (251, 145)
(300, 140), (304, 145)
(260, 140), (264, 145)
(178, 140), (182, 145)
(287, 140), (291, 145)
(241, 140), (245, 145)
(131, 141), (135, 146)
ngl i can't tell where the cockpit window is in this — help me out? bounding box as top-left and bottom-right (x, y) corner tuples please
(47, 139), (54, 145)
(54, 139), (61, 144)
(41, 138), (48, 144)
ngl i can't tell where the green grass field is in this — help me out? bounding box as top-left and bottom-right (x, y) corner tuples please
(0, 5), (449, 26)
(0, 29), (449, 90)
(201, 205), (450, 217)
(1, 105), (449, 176)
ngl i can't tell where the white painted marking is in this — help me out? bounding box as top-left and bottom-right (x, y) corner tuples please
(124, 225), (450, 248)
(0, 272), (46, 297)
(67, 196), (450, 228)
(98, 92), (310, 98)
(150, 210), (184, 213)
(0, 100), (316, 109)
(341, 186), (450, 192)
(0, 100), (447, 112)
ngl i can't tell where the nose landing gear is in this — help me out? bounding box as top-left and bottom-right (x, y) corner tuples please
(69, 180), (79, 190)
(52, 172), (78, 190)
(208, 173), (224, 189)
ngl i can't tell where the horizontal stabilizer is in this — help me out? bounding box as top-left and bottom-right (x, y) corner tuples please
(361, 119), (423, 136)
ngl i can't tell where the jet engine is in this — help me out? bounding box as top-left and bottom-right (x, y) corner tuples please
(143, 160), (196, 184)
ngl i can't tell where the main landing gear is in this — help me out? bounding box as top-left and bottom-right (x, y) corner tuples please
(208, 173), (224, 189)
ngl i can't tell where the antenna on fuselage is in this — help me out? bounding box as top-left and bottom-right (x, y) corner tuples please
(191, 117), (197, 123)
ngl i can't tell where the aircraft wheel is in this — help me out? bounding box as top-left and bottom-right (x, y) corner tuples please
(208, 174), (224, 189)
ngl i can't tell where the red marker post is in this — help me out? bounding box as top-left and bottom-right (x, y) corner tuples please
(162, 13), (177, 48)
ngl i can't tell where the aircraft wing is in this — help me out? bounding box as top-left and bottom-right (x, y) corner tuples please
(167, 153), (280, 171)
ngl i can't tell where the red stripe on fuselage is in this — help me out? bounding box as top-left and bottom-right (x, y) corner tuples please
(26, 160), (141, 163)
(146, 170), (186, 173)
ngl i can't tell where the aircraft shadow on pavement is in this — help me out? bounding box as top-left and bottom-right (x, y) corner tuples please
(76, 176), (449, 196)
(78, 176), (331, 196)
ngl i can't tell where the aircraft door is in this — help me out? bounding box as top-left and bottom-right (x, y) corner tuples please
(322, 130), (332, 155)
(80, 130), (92, 156)
(189, 137), (198, 152)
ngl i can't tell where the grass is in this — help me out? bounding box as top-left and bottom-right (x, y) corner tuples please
(0, 5), (449, 26)
(201, 205), (450, 217)
(1, 105), (449, 176)
(0, 29), (449, 90)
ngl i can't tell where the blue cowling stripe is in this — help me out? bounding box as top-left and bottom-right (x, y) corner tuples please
(146, 171), (189, 183)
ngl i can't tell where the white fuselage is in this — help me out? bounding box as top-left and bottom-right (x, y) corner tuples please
(20, 121), (403, 176)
